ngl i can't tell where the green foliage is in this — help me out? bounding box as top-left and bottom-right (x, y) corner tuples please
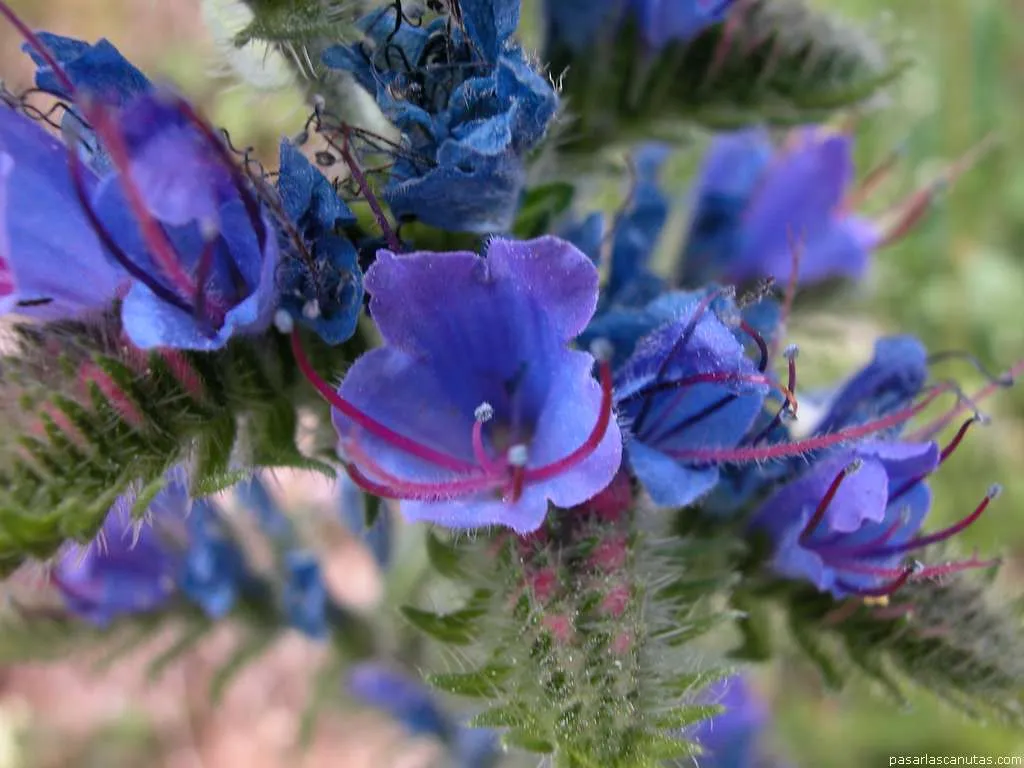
(551, 0), (907, 152)
(230, 0), (358, 49)
(0, 320), (345, 573)
(401, 512), (738, 767)
(740, 567), (1024, 725)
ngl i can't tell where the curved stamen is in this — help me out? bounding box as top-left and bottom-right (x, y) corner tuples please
(751, 344), (799, 446)
(738, 319), (768, 373)
(290, 330), (480, 473)
(768, 233), (802, 361)
(472, 402), (506, 475)
(85, 105), (203, 305)
(841, 485), (1000, 560)
(835, 566), (915, 599)
(342, 435), (503, 498)
(927, 350), (1015, 388)
(799, 459), (862, 544)
(66, 144), (194, 315)
(524, 361), (614, 484)
(664, 383), (954, 465)
(908, 357), (1023, 442)
(888, 415), (983, 503)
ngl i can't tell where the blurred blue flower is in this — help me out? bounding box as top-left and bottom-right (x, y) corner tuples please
(323, 1), (557, 232)
(332, 236), (622, 534)
(276, 140), (363, 345)
(179, 497), (250, 618)
(0, 105), (126, 320)
(545, 0), (736, 53)
(347, 663), (500, 768)
(613, 291), (767, 508)
(688, 675), (769, 768)
(52, 484), (184, 626)
(680, 127), (880, 287)
(282, 550), (330, 639)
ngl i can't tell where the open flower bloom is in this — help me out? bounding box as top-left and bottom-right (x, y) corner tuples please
(613, 291), (768, 508)
(323, 0), (557, 232)
(681, 127), (880, 287)
(326, 236), (622, 533)
(749, 438), (999, 599)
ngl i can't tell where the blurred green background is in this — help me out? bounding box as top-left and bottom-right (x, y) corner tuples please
(0, 0), (1022, 765)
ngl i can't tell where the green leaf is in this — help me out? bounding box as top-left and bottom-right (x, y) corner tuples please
(400, 604), (485, 646)
(512, 182), (576, 239)
(652, 703), (722, 730)
(427, 664), (512, 698)
(470, 704), (534, 730)
(425, 530), (465, 579)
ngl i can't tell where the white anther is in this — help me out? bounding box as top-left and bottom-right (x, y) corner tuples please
(910, 560), (927, 576)
(199, 218), (220, 242)
(474, 402), (494, 422)
(589, 338), (614, 363)
(845, 458), (864, 474)
(988, 483), (1003, 500)
(274, 309), (295, 334)
(302, 299), (322, 319)
(784, 344), (800, 360)
(507, 444), (529, 467)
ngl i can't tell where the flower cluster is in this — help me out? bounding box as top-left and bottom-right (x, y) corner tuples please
(0, 0), (1019, 765)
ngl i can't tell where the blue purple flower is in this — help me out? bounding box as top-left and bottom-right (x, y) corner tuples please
(749, 438), (998, 599)
(613, 291), (768, 508)
(276, 140), (363, 345)
(327, 236), (622, 533)
(680, 127), (880, 287)
(323, 0), (557, 233)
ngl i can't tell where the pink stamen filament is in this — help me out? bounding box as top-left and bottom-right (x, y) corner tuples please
(325, 125), (402, 253)
(836, 486), (999, 560)
(841, 145), (901, 213)
(835, 566), (914, 599)
(626, 370), (795, 414)
(768, 232), (803, 361)
(798, 460), (861, 544)
(290, 330), (479, 473)
(471, 419), (506, 475)
(829, 555), (998, 582)
(751, 346), (799, 446)
(522, 361), (614, 484)
(907, 357), (1024, 442)
(342, 435), (503, 499)
(66, 145), (194, 315)
(888, 416), (980, 503)
(665, 383), (953, 465)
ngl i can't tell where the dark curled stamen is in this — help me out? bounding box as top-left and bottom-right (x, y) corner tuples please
(927, 350), (1015, 388)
